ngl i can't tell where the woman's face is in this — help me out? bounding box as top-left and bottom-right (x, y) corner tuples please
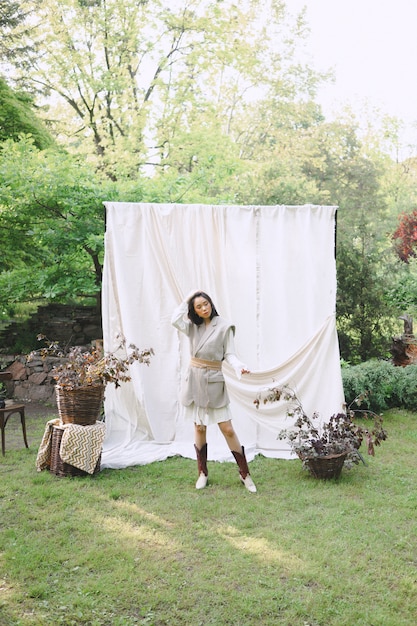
(193, 296), (212, 322)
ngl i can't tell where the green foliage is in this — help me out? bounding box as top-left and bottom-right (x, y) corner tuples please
(0, 0), (416, 369)
(0, 0), (29, 61)
(302, 120), (385, 217)
(336, 242), (397, 363)
(384, 257), (417, 315)
(0, 77), (54, 149)
(2, 319), (39, 354)
(0, 0), (23, 28)
(393, 363), (417, 411)
(6, 0), (325, 178)
(342, 359), (417, 413)
(0, 137), (110, 309)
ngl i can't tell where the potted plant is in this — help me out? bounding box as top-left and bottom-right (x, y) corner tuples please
(29, 335), (153, 425)
(254, 384), (387, 479)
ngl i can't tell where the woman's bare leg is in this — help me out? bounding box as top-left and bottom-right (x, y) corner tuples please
(194, 424), (208, 489)
(194, 423), (207, 448)
(217, 420), (241, 451)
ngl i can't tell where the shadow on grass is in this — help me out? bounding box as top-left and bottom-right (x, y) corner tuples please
(0, 409), (416, 625)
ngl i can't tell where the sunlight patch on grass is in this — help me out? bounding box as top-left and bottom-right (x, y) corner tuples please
(1, 408), (417, 625)
(0, 576), (15, 602)
(96, 513), (179, 551)
(113, 500), (174, 528)
(217, 524), (305, 571)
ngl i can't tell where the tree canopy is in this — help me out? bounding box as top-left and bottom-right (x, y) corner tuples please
(0, 77), (54, 148)
(1, 0), (417, 362)
(0, 138), (107, 309)
(4, 0), (325, 178)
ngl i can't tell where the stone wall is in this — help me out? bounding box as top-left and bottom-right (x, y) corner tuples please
(0, 303), (103, 403)
(1, 354), (64, 404)
(0, 303), (102, 352)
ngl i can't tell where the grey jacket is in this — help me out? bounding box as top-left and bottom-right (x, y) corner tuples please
(172, 302), (238, 409)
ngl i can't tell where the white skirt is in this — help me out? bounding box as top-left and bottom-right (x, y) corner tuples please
(184, 403), (233, 426)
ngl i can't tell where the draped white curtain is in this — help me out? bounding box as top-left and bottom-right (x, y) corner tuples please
(101, 203), (344, 468)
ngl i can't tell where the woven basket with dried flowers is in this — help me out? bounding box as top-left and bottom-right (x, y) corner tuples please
(29, 335), (153, 425)
(254, 384), (387, 479)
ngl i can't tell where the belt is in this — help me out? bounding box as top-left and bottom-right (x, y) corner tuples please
(190, 357), (222, 371)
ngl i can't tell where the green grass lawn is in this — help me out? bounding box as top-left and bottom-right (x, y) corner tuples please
(1, 407), (416, 625)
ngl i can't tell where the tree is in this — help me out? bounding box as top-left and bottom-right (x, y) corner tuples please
(295, 118), (398, 363)
(231, 100), (326, 205)
(0, 77), (54, 148)
(0, 137), (115, 313)
(0, 0), (27, 58)
(386, 208), (417, 321)
(336, 241), (397, 363)
(1, 0), (410, 369)
(5, 0), (324, 180)
(0, 0), (25, 32)
(149, 1), (328, 201)
(392, 208), (417, 262)
(384, 257), (417, 317)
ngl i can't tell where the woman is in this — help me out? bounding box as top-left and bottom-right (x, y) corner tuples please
(171, 291), (257, 493)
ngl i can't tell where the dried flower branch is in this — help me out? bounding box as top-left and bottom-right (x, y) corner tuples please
(254, 383), (387, 469)
(28, 334), (153, 390)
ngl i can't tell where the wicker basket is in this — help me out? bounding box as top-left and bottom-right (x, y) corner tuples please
(303, 452), (347, 480)
(56, 384), (104, 426)
(49, 425), (101, 477)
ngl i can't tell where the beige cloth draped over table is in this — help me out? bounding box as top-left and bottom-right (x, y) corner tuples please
(36, 419), (106, 474)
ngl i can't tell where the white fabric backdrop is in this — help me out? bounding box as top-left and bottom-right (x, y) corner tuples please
(101, 203), (344, 468)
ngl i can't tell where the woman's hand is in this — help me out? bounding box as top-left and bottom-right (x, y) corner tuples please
(184, 289), (199, 303)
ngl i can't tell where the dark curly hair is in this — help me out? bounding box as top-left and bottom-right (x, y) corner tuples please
(187, 291), (219, 326)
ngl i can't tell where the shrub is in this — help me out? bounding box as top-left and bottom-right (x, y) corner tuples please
(342, 360), (417, 412)
(394, 364), (417, 411)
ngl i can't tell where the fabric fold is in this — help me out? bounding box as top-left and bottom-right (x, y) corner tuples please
(101, 203), (343, 468)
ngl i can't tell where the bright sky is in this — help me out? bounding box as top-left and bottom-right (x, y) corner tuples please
(285, 0), (417, 143)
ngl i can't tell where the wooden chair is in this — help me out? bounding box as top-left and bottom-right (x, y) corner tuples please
(0, 372), (29, 456)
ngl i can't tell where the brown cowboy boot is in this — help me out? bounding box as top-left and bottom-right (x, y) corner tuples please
(232, 446), (257, 493)
(194, 443), (208, 489)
